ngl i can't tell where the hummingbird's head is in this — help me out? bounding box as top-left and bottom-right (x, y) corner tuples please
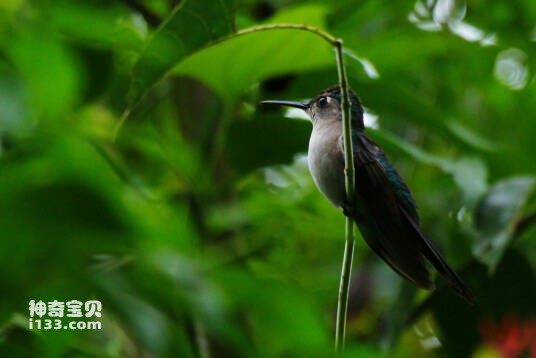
(261, 85), (364, 130)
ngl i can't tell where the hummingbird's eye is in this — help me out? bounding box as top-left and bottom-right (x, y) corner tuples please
(317, 96), (328, 108)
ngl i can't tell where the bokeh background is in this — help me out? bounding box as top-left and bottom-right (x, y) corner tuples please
(1, 0), (535, 357)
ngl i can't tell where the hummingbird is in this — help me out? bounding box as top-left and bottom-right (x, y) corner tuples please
(261, 85), (474, 303)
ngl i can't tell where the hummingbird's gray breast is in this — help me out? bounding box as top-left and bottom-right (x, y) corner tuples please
(307, 123), (346, 208)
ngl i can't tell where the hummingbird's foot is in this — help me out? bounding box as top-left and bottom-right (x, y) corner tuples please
(342, 201), (355, 218)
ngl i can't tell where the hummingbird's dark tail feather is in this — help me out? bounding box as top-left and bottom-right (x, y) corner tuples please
(355, 213), (435, 290)
(400, 206), (476, 304)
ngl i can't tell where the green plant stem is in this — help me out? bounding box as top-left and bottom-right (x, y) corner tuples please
(335, 41), (355, 201)
(335, 217), (355, 351)
(194, 318), (210, 358)
(234, 24), (339, 44)
(334, 39), (356, 352)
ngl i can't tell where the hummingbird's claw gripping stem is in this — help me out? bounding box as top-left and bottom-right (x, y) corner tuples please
(342, 201), (355, 218)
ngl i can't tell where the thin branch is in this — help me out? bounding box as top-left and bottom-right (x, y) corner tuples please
(234, 24), (338, 45)
(334, 39), (356, 352)
(193, 318), (210, 358)
(336, 219), (355, 351)
(336, 40), (355, 202)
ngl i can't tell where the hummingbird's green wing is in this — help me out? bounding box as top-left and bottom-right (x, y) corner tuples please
(348, 134), (433, 288)
(346, 134), (474, 302)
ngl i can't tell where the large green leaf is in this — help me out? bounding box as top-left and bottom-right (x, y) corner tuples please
(174, 5), (335, 100)
(473, 176), (535, 271)
(44, 2), (145, 51)
(127, 0), (236, 107)
(369, 129), (488, 206)
(227, 114), (310, 174)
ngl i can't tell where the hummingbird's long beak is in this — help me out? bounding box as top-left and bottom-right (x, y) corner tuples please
(260, 100), (309, 110)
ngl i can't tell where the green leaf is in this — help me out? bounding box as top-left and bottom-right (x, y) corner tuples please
(227, 114), (310, 174)
(473, 176), (535, 272)
(446, 120), (497, 153)
(6, 34), (81, 119)
(174, 5), (334, 100)
(45, 2), (145, 51)
(127, 0), (236, 107)
(369, 129), (488, 206)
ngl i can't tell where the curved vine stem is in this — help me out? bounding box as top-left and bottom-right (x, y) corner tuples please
(234, 24), (338, 44)
(334, 39), (355, 352)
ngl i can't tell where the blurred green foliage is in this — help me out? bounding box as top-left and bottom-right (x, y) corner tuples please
(1, 0), (535, 357)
